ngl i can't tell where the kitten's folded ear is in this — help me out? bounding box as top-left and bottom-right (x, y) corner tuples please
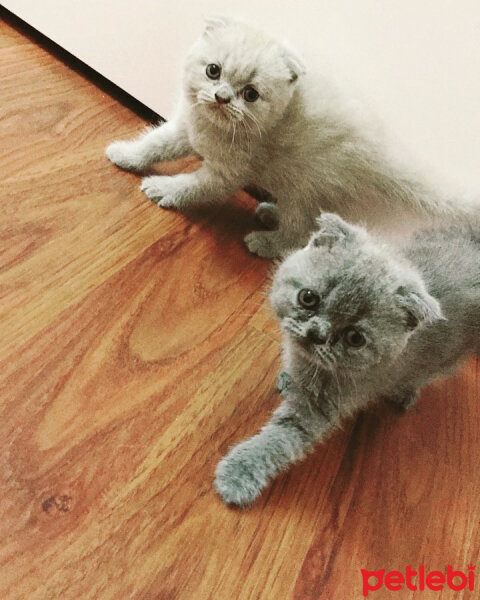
(281, 42), (306, 83)
(395, 285), (445, 329)
(309, 213), (365, 249)
(203, 15), (232, 36)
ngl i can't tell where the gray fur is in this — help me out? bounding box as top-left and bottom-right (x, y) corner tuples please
(214, 214), (480, 506)
(106, 17), (476, 259)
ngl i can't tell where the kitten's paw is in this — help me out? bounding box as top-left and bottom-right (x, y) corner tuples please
(244, 231), (282, 259)
(277, 371), (293, 394)
(140, 176), (184, 208)
(214, 444), (267, 508)
(105, 140), (146, 172)
(255, 202), (279, 230)
(386, 390), (418, 411)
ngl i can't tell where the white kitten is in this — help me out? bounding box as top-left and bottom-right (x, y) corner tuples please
(106, 16), (474, 258)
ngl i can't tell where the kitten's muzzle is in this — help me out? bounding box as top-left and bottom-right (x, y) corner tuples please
(214, 92), (231, 104)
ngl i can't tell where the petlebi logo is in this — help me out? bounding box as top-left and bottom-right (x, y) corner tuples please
(361, 564), (475, 597)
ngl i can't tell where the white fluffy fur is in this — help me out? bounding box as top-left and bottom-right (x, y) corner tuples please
(106, 16), (477, 258)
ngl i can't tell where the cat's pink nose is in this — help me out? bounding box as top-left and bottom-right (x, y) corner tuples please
(215, 92), (231, 104)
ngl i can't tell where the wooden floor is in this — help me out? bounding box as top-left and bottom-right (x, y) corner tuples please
(1, 18), (479, 600)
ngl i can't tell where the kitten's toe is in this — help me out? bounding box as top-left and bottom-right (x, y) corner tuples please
(214, 449), (267, 508)
(141, 179), (161, 203)
(255, 202), (279, 230)
(140, 176), (158, 195)
(140, 176), (184, 208)
(244, 231), (280, 259)
(157, 195), (179, 209)
(105, 141), (145, 172)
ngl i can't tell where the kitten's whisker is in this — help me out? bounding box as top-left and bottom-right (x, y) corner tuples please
(311, 362), (321, 385)
(190, 97), (211, 109)
(330, 370), (342, 413)
(345, 370), (360, 407)
(238, 119), (253, 154)
(243, 107), (265, 138)
(245, 115), (263, 138)
(305, 393), (318, 420)
(239, 117), (253, 137)
(229, 120), (237, 150)
(195, 91), (213, 104)
(228, 105), (243, 118)
(243, 106), (263, 128)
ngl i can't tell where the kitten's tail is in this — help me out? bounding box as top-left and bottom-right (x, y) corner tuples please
(401, 178), (480, 224)
(367, 155), (480, 223)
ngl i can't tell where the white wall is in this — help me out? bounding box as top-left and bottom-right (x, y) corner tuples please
(4, 0), (480, 193)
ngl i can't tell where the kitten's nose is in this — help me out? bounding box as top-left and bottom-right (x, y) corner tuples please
(306, 328), (327, 345)
(214, 92), (230, 104)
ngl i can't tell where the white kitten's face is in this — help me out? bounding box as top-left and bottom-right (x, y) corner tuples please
(183, 20), (301, 134)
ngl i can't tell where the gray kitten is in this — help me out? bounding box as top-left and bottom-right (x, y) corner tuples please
(106, 17), (474, 259)
(214, 213), (480, 507)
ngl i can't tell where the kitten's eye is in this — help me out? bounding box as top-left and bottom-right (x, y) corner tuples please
(298, 289), (320, 309)
(242, 85), (259, 102)
(343, 327), (366, 348)
(206, 64), (221, 79)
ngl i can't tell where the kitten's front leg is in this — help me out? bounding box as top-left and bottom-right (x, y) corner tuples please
(244, 229), (305, 259)
(141, 164), (240, 210)
(245, 201), (313, 258)
(214, 396), (336, 507)
(244, 230), (282, 258)
(106, 118), (192, 172)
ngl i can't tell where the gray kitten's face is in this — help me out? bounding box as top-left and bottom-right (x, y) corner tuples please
(270, 214), (443, 375)
(183, 18), (303, 134)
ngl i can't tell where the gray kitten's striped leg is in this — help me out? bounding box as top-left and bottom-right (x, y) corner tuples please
(214, 398), (335, 507)
(243, 185), (279, 230)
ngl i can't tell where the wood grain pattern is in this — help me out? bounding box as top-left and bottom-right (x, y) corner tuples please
(1, 18), (479, 600)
